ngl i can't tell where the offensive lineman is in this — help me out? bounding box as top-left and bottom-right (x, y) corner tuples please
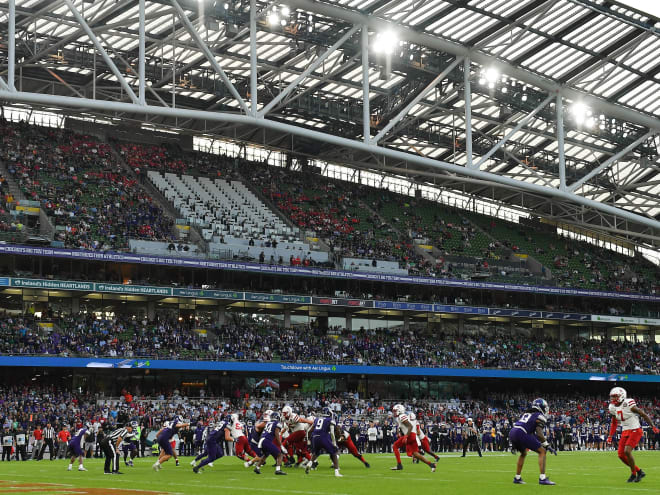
(607, 387), (659, 483)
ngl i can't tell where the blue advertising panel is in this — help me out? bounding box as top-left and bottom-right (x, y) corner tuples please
(0, 356), (657, 382)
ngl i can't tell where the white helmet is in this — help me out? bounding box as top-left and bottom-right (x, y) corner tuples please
(230, 413), (239, 423)
(467, 418), (473, 423)
(282, 405), (293, 419)
(393, 404), (405, 416)
(263, 409), (274, 421)
(409, 412), (416, 421)
(609, 387), (627, 406)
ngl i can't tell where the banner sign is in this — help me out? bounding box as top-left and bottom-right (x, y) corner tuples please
(591, 314), (642, 324)
(0, 244), (657, 302)
(374, 301), (434, 312)
(172, 288), (244, 300)
(0, 356), (659, 382)
(435, 305), (488, 315)
(312, 297), (374, 308)
(1, 276), (657, 325)
(245, 293), (311, 304)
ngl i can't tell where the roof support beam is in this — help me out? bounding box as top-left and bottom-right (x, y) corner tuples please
(138, 0), (146, 105)
(362, 25), (370, 144)
(8, 0), (16, 90)
(258, 25), (359, 117)
(250, 0), (258, 117)
(285, 0), (660, 131)
(63, 0), (139, 105)
(372, 57), (462, 144)
(557, 94), (566, 191)
(171, 0), (249, 115)
(568, 132), (656, 192)
(464, 58), (473, 169)
(474, 94), (553, 169)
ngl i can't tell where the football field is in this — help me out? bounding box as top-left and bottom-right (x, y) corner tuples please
(1, 451), (658, 495)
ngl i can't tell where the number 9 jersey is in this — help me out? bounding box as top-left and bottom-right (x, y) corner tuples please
(608, 398), (640, 431)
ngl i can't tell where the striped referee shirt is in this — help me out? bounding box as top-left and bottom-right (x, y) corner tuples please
(105, 428), (128, 441)
(43, 427), (55, 440)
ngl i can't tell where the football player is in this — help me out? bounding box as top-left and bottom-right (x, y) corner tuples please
(306, 408), (342, 477)
(230, 413), (256, 463)
(390, 404), (436, 472)
(508, 398), (557, 485)
(153, 415), (190, 471)
(607, 387), (659, 483)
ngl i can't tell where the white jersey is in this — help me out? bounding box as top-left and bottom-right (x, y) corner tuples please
(609, 398), (641, 431)
(285, 413), (309, 433)
(396, 414), (413, 435)
(230, 420), (246, 439)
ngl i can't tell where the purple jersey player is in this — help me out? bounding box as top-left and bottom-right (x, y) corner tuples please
(508, 398), (557, 485)
(67, 423), (90, 472)
(153, 415), (190, 471)
(251, 412), (287, 475)
(192, 418), (233, 473)
(306, 408), (342, 477)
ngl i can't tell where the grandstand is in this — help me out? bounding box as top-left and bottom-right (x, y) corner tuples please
(0, 0), (659, 492)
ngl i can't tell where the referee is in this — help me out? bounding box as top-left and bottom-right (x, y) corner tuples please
(461, 418), (483, 457)
(100, 422), (135, 474)
(38, 423), (56, 460)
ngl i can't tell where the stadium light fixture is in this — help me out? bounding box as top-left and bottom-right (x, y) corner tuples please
(373, 31), (398, 55)
(281, 5), (290, 16)
(570, 102), (591, 126)
(268, 12), (280, 26)
(484, 67), (499, 84)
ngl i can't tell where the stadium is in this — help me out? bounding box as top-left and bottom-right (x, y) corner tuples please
(0, 0), (659, 493)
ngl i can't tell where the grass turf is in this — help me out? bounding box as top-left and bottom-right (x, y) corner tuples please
(1, 451), (658, 495)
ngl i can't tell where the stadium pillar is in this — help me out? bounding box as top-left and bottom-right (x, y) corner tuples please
(648, 328), (655, 343)
(284, 309), (291, 329)
(345, 311), (353, 331)
(147, 301), (155, 321)
(403, 314), (410, 331)
(71, 297), (80, 314)
(215, 305), (226, 326)
(559, 323), (567, 340)
(317, 315), (328, 330)
(458, 317), (464, 334)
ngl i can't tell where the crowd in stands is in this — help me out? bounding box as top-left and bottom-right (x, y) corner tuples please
(0, 315), (658, 374)
(0, 119), (657, 293)
(0, 120), (175, 250)
(1, 384), (659, 457)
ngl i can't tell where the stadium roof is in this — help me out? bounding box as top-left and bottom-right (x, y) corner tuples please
(0, 0), (659, 249)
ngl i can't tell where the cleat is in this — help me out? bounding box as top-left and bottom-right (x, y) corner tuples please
(335, 472), (343, 477)
(364, 462), (370, 468)
(275, 470), (287, 475)
(192, 466), (199, 474)
(430, 463), (436, 473)
(175, 460), (180, 466)
(254, 467), (261, 475)
(311, 461), (319, 470)
(539, 478), (555, 485)
(635, 470), (646, 483)
(152, 463), (161, 471)
(513, 478), (526, 484)
(244, 461), (251, 468)
(208, 463), (214, 468)
(391, 463), (403, 471)
(305, 464), (311, 475)
(190, 460), (196, 467)
(78, 467), (87, 472)
(104, 472), (112, 475)
(67, 466), (72, 471)
(627, 474), (637, 483)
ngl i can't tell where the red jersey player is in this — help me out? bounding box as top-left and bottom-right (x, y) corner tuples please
(281, 405), (314, 467)
(390, 404), (436, 472)
(230, 414), (255, 463)
(607, 386), (658, 483)
(336, 425), (370, 468)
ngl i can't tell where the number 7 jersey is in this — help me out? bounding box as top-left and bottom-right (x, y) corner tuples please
(609, 398), (640, 431)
